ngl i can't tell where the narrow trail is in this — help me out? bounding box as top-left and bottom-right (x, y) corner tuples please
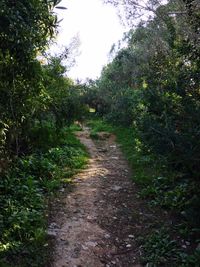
(47, 127), (160, 267)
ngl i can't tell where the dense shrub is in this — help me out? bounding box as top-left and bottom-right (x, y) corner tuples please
(0, 129), (88, 266)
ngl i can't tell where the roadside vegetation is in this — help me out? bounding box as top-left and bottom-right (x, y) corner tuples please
(1, 0), (199, 266)
(83, 1), (200, 264)
(0, 1), (88, 266)
(87, 118), (200, 266)
(0, 127), (88, 267)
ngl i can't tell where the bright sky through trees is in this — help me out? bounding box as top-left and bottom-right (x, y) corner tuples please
(52, 0), (126, 80)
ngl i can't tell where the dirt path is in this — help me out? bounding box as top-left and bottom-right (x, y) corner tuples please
(47, 127), (161, 267)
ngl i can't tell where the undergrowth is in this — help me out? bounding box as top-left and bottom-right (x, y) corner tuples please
(0, 127), (88, 267)
(86, 119), (113, 139)
(88, 118), (200, 267)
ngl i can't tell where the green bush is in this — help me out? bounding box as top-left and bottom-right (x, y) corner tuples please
(0, 173), (46, 266)
(142, 228), (180, 266)
(0, 129), (88, 266)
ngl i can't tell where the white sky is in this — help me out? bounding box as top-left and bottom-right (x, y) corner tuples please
(51, 0), (126, 80)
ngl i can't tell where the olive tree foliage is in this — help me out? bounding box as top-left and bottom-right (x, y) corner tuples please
(0, 0), (60, 60)
(103, 0), (192, 21)
(93, 0), (200, 177)
(42, 55), (86, 130)
(103, 0), (171, 25)
(0, 0), (61, 156)
(60, 34), (81, 72)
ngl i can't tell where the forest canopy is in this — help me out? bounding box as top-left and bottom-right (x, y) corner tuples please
(0, 0), (200, 266)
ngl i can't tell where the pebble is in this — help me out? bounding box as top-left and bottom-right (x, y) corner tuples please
(47, 230), (57, 238)
(128, 235), (135, 238)
(59, 188), (65, 192)
(85, 241), (97, 247)
(112, 185), (122, 191)
(72, 217), (79, 221)
(105, 234), (111, 239)
(126, 244), (132, 248)
(87, 215), (93, 220)
(49, 222), (59, 229)
(82, 245), (88, 250)
(99, 148), (107, 153)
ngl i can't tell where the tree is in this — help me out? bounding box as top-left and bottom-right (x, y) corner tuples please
(103, 0), (170, 25)
(95, 0), (200, 175)
(0, 0), (60, 155)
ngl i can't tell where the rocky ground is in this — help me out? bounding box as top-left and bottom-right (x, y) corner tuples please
(46, 127), (167, 267)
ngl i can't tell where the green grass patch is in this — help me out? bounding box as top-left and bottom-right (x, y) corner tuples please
(86, 119), (113, 133)
(0, 128), (88, 267)
(86, 119), (114, 140)
(113, 126), (159, 186)
(69, 123), (83, 132)
(141, 227), (200, 267)
(141, 228), (180, 266)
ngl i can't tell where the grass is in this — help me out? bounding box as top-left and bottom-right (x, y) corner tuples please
(86, 119), (113, 139)
(69, 123), (83, 132)
(113, 127), (160, 186)
(0, 126), (88, 267)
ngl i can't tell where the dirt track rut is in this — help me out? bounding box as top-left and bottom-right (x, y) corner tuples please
(48, 127), (148, 267)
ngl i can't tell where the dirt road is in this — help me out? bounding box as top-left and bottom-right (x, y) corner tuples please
(47, 127), (157, 267)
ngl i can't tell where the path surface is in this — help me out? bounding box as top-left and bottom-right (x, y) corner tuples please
(47, 127), (160, 267)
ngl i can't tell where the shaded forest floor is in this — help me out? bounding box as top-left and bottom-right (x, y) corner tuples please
(47, 126), (171, 267)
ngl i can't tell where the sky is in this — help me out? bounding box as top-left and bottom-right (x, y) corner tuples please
(51, 0), (126, 80)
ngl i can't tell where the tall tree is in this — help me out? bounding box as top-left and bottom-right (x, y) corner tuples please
(0, 0), (60, 155)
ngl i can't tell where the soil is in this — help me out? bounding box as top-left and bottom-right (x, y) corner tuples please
(47, 127), (168, 267)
